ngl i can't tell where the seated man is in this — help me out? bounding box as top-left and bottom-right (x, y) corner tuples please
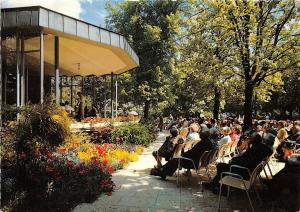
(151, 129), (215, 179)
(152, 127), (180, 168)
(206, 132), (274, 194)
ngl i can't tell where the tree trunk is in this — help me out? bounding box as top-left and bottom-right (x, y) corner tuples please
(213, 87), (221, 120)
(143, 100), (150, 120)
(243, 81), (254, 130)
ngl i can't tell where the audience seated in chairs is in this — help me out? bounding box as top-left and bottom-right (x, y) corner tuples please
(276, 122), (300, 160)
(204, 132), (275, 194)
(150, 129), (215, 180)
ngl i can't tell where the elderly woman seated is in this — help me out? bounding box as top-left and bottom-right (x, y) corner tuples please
(218, 126), (232, 146)
(187, 123), (200, 138)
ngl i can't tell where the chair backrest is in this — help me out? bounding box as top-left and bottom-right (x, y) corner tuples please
(249, 161), (266, 186)
(184, 140), (200, 151)
(217, 143), (229, 159)
(208, 148), (219, 164)
(173, 143), (185, 157)
(198, 150), (211, 169)
(180, 127), (189, 138)
(230, 140), (239, 153)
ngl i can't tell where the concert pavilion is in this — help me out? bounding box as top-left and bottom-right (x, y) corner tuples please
(1, 6), (139, 116)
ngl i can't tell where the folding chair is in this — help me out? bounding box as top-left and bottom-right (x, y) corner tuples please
(217, 143), (230, 162)
(175, 150), (212, 190)
(217, 161), (266, 212)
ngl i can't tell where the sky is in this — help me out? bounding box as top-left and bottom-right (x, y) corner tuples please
(1, 0), (124, 27)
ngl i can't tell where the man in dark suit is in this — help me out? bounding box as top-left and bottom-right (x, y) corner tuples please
(207, 132), (274, 194)
(152, 129), (215, 179)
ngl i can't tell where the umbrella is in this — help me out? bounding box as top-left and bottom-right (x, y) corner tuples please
(128, 111), (138, 116)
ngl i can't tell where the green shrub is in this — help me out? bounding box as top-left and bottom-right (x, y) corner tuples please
(111, 123), (157, 146)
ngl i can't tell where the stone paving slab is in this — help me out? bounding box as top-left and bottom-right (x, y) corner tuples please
(73, 131), (283, 212)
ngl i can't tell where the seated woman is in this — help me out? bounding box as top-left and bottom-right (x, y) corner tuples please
(185, 123), (201, 148)
(230, 124), (242, 144)
(152, 127), (180, 168)
(218, 126), (232, 146)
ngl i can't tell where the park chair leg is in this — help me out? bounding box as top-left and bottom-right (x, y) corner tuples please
(218, 183), (223, 211)
(254, 187), (262, 205)
(245, 189), (255, 212)
(267, 162), (273, 178)
(227, 186), (230, 200)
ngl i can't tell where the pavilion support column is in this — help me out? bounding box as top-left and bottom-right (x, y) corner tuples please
(40, 32), (44, 104)
(115, 75), (118, 118)
(20, 35), (25, 106)
(0, 11), (2, 129)
(4, 73), (7, 104)
(92, 76), (96, 106)
(54, 36), (60, 105)
(104, 76), (107, 118)
(60, 76), (63, 104)
(70, 76), (73, 107)
(16, 34), (20, 107)
(111, 72), (114, 118)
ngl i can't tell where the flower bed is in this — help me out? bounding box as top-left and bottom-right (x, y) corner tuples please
(1, 103), (151, 211)
(82, 115), (138, 124)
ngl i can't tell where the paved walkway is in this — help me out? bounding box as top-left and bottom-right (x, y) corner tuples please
(73, 131), (282, 212)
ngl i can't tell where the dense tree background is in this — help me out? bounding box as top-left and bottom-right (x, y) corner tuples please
(106, 0), (300, 124)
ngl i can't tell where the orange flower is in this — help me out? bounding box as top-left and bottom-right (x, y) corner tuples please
(102, 159), (108, 165)
(59, 148), (66, 154)
(96, 145), (105, 155)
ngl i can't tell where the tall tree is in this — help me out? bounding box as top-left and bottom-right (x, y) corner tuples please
(186, 0), (300, 128)
(106, 0), (185, 119)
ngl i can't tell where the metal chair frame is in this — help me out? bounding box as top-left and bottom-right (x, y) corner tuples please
(217, 161), (266, 212)
(175, 149), (217, 191)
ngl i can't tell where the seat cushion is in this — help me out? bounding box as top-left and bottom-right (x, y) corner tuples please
(219, 176), (251, 190)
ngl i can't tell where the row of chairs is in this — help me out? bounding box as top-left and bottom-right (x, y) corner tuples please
(171, 139), (274, 212)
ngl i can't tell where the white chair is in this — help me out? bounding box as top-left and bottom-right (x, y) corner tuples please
(175, 149), (216, 191)
(217, 143), (230, 162)
(217, 161), (266, 212)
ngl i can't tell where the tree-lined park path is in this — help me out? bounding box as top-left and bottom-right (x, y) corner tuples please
(73, 132), (252, 212)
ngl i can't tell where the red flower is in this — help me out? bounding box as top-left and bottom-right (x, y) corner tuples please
(54, 175), (63, 182)
(45, 165), (54, 173)
(67, 161), (74, 169)
(102, 160), (108, 165)
(79, 170), (86, 175)
(47, 152), (53, 159)
(106, 165), (113, 173)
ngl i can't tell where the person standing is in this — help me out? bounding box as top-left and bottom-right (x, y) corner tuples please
(64, 101), (75, 115)
(76, 92), (84, 121)
(158, 114), (164, 132)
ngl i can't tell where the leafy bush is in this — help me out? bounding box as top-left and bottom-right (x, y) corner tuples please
(111, 123), (157, 146)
